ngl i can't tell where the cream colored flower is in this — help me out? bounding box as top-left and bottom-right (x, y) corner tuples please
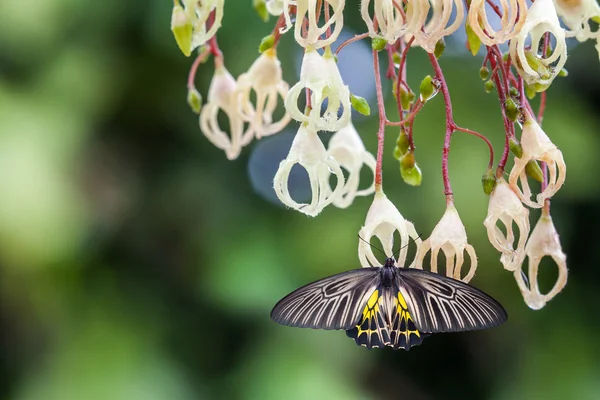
(554, 0), (600, 41)
(327, 122), (376, 208)
(408, 0), (465, 53)
(468, 0), (527, 46)
(484, 178), (530, 271)
(237, 49), (291, 141)
(266, 0), (285, 15)
(416, 204), (477, 283)
(514, 212), (568, 310)
(360, 0), (425, 44)
(282, 0), (345, 48)
(273, 124), (345, 217)
(509, 0), (567, 89)
(285, 48), (351, 132)
(508, 111), (566, 208)
(171, 0), (224, 56)
(358, 191), (421, 269)
(199, 61), (253, 160)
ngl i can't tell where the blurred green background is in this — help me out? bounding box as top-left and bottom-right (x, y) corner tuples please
(1, 1), (600, 399)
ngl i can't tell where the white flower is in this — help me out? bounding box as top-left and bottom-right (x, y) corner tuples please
(554, 0), (600, 41)
(509, 0), (567, 89)
(266, 0), (285, 15)
(358, 191), (421, 269)
(508, 111), (566, 208)
(285, 48), (351, 132)
(408, 0), (465, 53)
(327, 122), (376, 208)
(484, 178), (530, 271)
(273, 124), (345, 217)
(199, 61), (253, 160)
(416, 204), (477, 283)
(360, 0), (424, 44)
(468, 0), (527, 46)
(172, 0), (224, 56)
(237, 49), (291, 141)
(282, 0), (345, 48)
(513, 212), (568, 310)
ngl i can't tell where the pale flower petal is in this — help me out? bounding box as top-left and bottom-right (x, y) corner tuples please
(273, 124), (344, 217)
(327, 122), (376, 208)
(508, 111), (566, 208)
(358, 191), (421, 268)
(361, 0), (425, 44)
(408, 0), (465, 53)
(282, 0), (345, 48)
(484, 178), (530, 271)
(237, 49), (291, 141)
(513, 212), (568, 310)
(199, 62), (254, 160)
(554, 0), (600, 41)
(509, 0), (567, 89)
(468, 0), (527, 46)
(416, 205), (477, 283)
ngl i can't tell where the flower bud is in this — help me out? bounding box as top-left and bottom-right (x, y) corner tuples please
(481, 168), (497, 195)
(350, 94), (371, 116)
(509, 136), (523, 158)
(259, 34), (275, 53)
(253, 0), (270, 22)
(372, 38), (387, 51)
(484, 80), (495, 93)
(419, 75), (435, 102)
(479, 66), (490, 80)
(393, 128), (410, 160)
(400, 161), (423, 187)
(187, 86), (202, 114)
(505, 98), (519, 122)
(525, 160), (544, 183)
(434, 38), (446, 59)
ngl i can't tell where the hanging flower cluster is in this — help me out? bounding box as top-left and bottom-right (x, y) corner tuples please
(169, 0), (582, 309)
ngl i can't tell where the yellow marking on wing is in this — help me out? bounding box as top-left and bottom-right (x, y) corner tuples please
(367, 289), (379, 309)
(396, 292), (421, 338)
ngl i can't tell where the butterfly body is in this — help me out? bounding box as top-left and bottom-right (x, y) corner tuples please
(271, 258), (507, 350)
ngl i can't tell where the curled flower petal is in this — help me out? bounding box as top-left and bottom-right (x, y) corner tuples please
(508, 111), (566, 208)
(199, 62), (254, 160)
(360, 0), (425, 44)
(416, 205), (477, 283)
(484, 178), (530, 271)
(273, 124), (344, 217)
(327, 122), (376, 208)
(282, 0), (345, 48)
(172, 0), (224, 54)
(509, 0), (567, 89)
(468, 0), (527, 46)
(285, 48), (351, 132)
(237, 49), (291, 141)
(358, 191), (421, 268)
(554, 0), (600, 41)
(514, 212), (568, 310)
(408, 0), (465, 53)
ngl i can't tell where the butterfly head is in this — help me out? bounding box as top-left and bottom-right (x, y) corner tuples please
(384, 257), (397, 269)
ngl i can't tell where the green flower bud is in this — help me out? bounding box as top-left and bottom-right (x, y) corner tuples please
(400, 154), (422, 186)
(392, 52), (402, 65)
(259, 34), (276, 53)
(484, 79), (495, 93)
(558, 68), (569, 78)
(525, 160), (544, 183)
(350, 94), (371, 116)
(171, 5), (193, 57)
(394, 129), (410, 159)
(481, 168), (497, 195)
(465, 23), (482, 56)
(187, 86), (202, 114)
(509, 136), (523, 158)
(434, 38), (446, 59)
(505, 98), (518, 122)
(509, 87), (519, 98)
(420, 75), (435, 102)
(525, 85), (537, 99)
(400, 86), (413, 110)
(479, 66), (490, 81)
(253, 0), (269, 22)
(372, 38), (387, 51)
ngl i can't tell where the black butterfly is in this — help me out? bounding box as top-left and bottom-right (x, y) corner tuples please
(270, 258), (507, 350)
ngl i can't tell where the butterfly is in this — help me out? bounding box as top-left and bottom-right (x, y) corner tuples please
(270, 257), (507, 350)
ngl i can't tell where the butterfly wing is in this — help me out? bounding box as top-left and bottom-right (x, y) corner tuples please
(346, 286), (429, 350)
(270, 268), (381, 330)
(396, 268), (508, 333)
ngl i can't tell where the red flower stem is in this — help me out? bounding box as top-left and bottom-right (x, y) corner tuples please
(187, 48), (210, 89)
(207, 11), (222, 58)
(272, 13), (289, 47)
(373, 49), (387, 190)
(386, 100), (423, 126)
(334, 33), (369, 55)
(455, 126), (495, 169)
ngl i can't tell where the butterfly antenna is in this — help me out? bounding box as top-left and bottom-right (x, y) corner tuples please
(357, 235), (386, 256)
(392, 233), (423, 261)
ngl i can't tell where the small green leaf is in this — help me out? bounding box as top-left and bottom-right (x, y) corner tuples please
(253, 0), (269, 22)
(481, 168), (497, 196)
(465, 23), (482, 56)
(434, 38), (446, 59)
(171, 5), (193, 57)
